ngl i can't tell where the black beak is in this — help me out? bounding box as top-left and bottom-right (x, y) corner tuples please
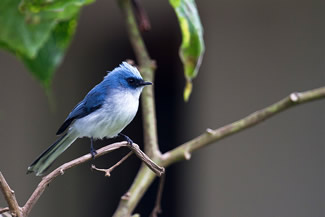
(139, 80), (152, 86)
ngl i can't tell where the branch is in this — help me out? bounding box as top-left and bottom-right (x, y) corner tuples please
(117, 0), (325, 216)
(0, 172), (22, 217)
(127, 143), (164, 176)
(119, 0), (160, 157)
(92, 143), (165, 177)
(22, 142), (127, 216)
(112, 165), (157, 217)
(22, 141), (162, 216)
(112, 1), (162, 216)
(0, 207), (9, 214)
(161, 86), (325, 166)
(112, 86), (325, 216)
(150, 174), (165, 217)
(131, 0), (151, 31)
(0, 207), (10, 214)
(92, 151), (134, 177)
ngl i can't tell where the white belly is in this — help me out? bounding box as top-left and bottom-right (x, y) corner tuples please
(71, 91), (139, 139)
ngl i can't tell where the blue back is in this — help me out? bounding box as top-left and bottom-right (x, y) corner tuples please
(56, 62), (142, 135)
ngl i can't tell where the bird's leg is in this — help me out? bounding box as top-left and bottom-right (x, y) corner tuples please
(90, 137), (97, 159)
(118, 133), (133, 146)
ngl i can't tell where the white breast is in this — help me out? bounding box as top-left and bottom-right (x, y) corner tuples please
(71, 90), (140, 139)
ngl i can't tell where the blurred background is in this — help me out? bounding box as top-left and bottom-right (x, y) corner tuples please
(0, 0), (324, 217)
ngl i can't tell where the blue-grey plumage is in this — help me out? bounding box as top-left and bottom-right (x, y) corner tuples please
(27, 62), (152, 176)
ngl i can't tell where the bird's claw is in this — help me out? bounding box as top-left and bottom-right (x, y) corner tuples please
(90, 148), (97, 159)
(90, 137), (97, 159)
(118, 133), (133, 146)
(125, 136), (133, 146)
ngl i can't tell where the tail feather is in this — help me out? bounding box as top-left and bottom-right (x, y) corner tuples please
(27, 131), (78, 176)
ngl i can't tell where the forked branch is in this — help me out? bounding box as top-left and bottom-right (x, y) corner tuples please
(0, 141), (164, 217)
(1, 0), (324, 216)
(113, 0), (325, 216)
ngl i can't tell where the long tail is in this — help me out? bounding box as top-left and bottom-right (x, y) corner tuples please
(27, 131), (78, 176)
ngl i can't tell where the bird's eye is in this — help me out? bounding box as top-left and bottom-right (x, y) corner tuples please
(127, 78), (136, 84)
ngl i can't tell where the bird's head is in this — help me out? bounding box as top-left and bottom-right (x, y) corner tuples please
(104, 62), (152, 96)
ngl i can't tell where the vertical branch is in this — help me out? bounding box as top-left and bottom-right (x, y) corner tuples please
(113, 0), (162, 216)
(112, 166), (156, 217)
(0, 172), (22, 217)
(118, 0), (160, 158)
(140, 65), (160, 158)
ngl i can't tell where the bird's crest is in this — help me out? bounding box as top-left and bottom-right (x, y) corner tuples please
(119, 62), (141, 77)
(106, 62), (142, 79)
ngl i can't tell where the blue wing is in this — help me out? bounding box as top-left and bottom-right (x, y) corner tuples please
(56, 85), (107, 135)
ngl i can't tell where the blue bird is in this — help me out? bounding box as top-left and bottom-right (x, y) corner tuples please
(27, 62), (152, 176)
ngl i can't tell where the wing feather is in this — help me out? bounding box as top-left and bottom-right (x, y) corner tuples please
(56, 87), (107, 135)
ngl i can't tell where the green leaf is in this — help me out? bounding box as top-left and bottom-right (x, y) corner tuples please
(169, 0), (205, 101)
(19, 0), (94, 22)
(0, 0), (56, 58)
(0, 0), (94, 86)
(21, 17), (78, 88)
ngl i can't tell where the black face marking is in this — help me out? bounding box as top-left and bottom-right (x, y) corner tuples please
(127, 77), (136, 85)
(126, 77), (141, 88)
(125, 77), (152, 88)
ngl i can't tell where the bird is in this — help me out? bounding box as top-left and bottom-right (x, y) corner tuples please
(27, 62), (152, 176)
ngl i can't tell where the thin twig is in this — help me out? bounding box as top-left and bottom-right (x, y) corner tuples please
(21, 141), (163, 216)
(161, 86), (325, 166)
(126, 143), (164, 176)
(150, 174), (165, 217)
(0, 172), (22, 217)
(0, 207), (9, 214)
(131, 0), (151, 31)
(22, 142), (127, 216)
(91, 151), (133, 177)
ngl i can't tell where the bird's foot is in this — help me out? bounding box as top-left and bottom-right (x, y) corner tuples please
(90, 147), (97, 159)
(118, 133), (133, 146)
(90, 137), (97, 159)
